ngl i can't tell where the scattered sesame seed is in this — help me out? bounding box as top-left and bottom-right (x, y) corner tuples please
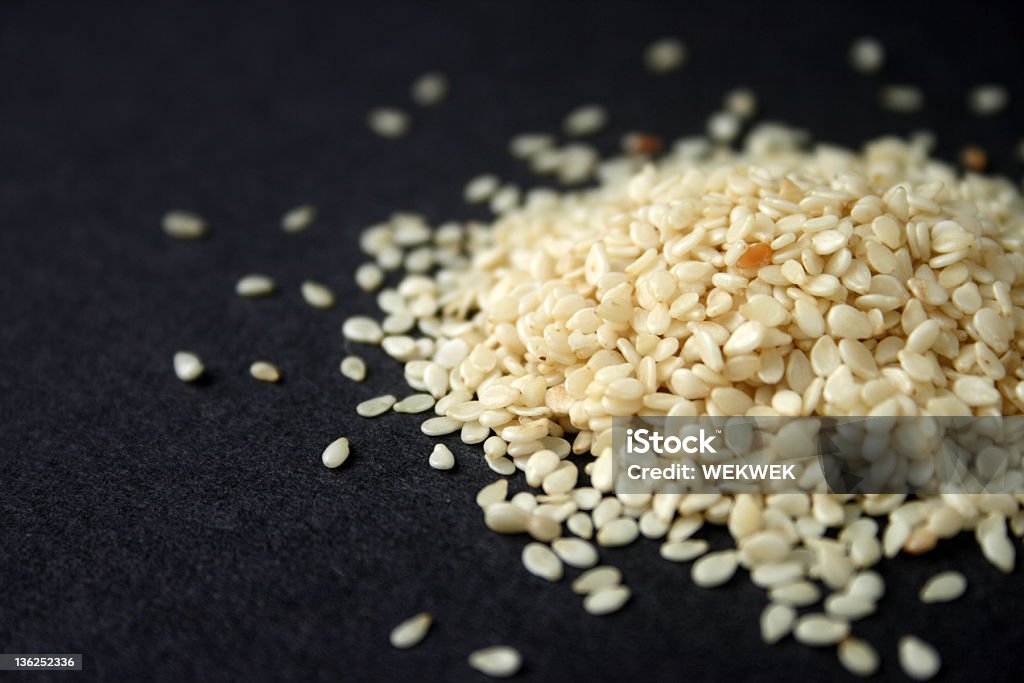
(563, 104), (608, 137)
(644, 37), (687, 74)
(301, 280), (335, 309)
(724, 87), (758, 119)
(367, 107), (410, 138)
(967, 84), (1009, 116)
(467, 646), (522, 678)
(339, 355), (366, 382)
(356, 394), (396, 417)
(410, 71), (448, 107)
(919, 570), (967, 604)
(428, 443), (455, 470)
(849, 37), (885, 74)
(162, 210), (207, 239)
(281, 204), (315, 233)
(249, 361), (280, 383)
(236, 274), (276, 297)
(880, 85), (924, 113)
(389, 612), (432, 649)
(464, 174), (500, 204)
(583, 584), (631, 615)
(173, 351), (204, 382)
(898, 635), (941, 681)
(321, 436), (350, 469)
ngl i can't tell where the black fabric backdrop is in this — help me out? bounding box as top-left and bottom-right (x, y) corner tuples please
(2, 1), (1024, 681)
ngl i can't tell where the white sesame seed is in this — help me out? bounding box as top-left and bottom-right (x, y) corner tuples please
(572, 566), (622, 594)
(340, 355), (367, 382)
(644, 37), (687, 74)
(567, 512), (594, 539)
(394, 393), (436, 414)
(468, 646), (522, 678)
(596, 518), (639, 548)
(919, 570), (967, 604)
(489, 184), (520, 214)
(236, 274), (276, 297)
(691, 550), (739, 588)
(321, 436), (350, 469)
(281, 204), (315, 233)
(487, 456), (516, 475)
(724, 87), (758, 119)
(849, 37), (885, 74)
(967, 84), (1009, 116)
(760, 603), (796, 644)
(367, 107), (410, 138)
(898, 635), (941, 681)
(794, 614), (850, 646)
(476, 479), (508, 508)
(769, 581), (821, 607)
(249, 361), (280, 383)
(162, 210), (207, 239)
(880, 85), (924, 113)
(551, 538), (598, 568)
(464, 174), (500, 204)
(356, 394), (396, 417)
(522, 542), (563, 581)
(824, 593), (875, 621)
(707, 110), (741, 143)
(301, 280), (335, 309)
(173, 351), (204, 382)
(659, 539), (710, 563)
(389, 612), (432, 649)
(583, 584), (631, 615)
(427, 443), (455, 470)
(838, 637), (880, 677)
(563, 104), (608, 137)
(342, 316), (384, 344)
(410, 71), (448, 107)
(509, 133), (554, 159)
(484, 502), (528, 533)
(355, 263), (385, 292)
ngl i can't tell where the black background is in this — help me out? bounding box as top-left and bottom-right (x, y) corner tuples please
(2, 1), (1024, 681)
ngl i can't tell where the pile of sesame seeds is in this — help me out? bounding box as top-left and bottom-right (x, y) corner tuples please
(165, 37), (1024, 680)
(340, 126), (1024, 678)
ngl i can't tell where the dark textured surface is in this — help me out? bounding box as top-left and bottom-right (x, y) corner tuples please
(2, 1), (1024, 681)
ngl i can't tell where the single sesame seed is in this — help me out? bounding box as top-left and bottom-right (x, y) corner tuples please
(340, 355), (367, 382)
(301, 280), (335, 309)
(428, 443), (455, 470)
(522, 542), (563, 581)
(389, 612), (432, 649)
(236, 274), (276, 297)
(898, 635), (941, 681)
(367, 107), (410, 138)
(583, 584), (631, 615)
(356, 394), (396, 418)
(571, 566), (622, 594)
(838, 637), (880, 677)
(173, 351), (204, 382)
(249, 361), (280, 383)
(919, 570), (967, 604)
(321, 436), (350, 469)
(410, 71), (448, 107)
(162, 210), (207, 239)
(967, 84), (1009, 116)
(849, 37), (885, 74)
(281, 204), (315, 233)
(644, 37), (687, 74)
(467, 646), (522, 678)
(563, 104), (608, 137)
